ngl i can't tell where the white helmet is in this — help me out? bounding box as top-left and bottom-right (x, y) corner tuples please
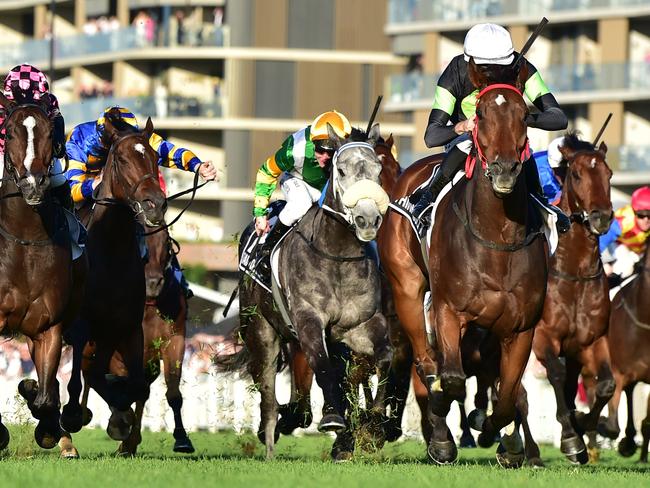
(547, 136), (566, 168)
(463, 23), (514, 65)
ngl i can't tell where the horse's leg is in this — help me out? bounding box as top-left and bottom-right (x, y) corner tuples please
(160, 334), (194, 453)
(278, 346), (314, 435)
(598, 370), (623, 441)
(58, 431), (79, 459)
(639, 391), (650, 463)
(467, 374), (490, 435)
(117, 400), (144, 456)
(577, 338), (615, 434)
(28, 323), (64, 449)
(434, 303), (466, 401)
(458, 400), (476, 448)
(297, 316), (346, 432)
(412, 364), (432, 443)
(478, 329), (533, 451)
(515, 384), (543, 467)
(618, 383), (639, 457)
(61, 321), (87, 433)
(247, 314), (281, 459)
(383, 315), (413, 443)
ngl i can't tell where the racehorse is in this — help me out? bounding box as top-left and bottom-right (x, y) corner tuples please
(115, 224), (194, 455)
(60, 113), (167, 444)
(597, 242), (650, 463)
(0, 94), (86, 452)
(379, 61), (547, 465)
(532, 133), (614, 464)
(232, 123), (391, 460)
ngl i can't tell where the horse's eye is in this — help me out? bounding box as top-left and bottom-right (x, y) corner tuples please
(476, 108), (482, 119)
(338, 168), (346, 178)
(572, 170), (581, 181)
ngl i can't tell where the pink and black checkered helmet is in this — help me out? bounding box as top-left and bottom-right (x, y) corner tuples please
(3, 64), (50, 103)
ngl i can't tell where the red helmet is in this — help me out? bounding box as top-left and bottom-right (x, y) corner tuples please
(631, 186), (650, 211)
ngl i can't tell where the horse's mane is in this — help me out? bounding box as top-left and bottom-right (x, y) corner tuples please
(557, 131), (595, 169)
(476, 64), (519, 87)
(350, 126), (386, 144)
(106, 115), (140, 135)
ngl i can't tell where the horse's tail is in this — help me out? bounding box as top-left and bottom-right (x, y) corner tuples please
(214, 341), (250, 373)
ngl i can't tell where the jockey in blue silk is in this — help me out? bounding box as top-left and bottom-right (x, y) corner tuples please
(532, 136), (564, 205)
(65, 106), (218, 298)
(65, 106), (217, 203)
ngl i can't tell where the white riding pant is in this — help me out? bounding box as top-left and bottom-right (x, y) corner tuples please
(612, 244), (641, 279)
(278, 174), (322, 226)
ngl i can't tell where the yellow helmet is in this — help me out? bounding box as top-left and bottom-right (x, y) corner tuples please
(310, 110), (351, 146)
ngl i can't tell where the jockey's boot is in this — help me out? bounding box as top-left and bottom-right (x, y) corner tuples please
(256, 221), (290, 282)
(523, 157), (570, 234)
(50, 183), (74, 212)
(411, 147), (466, 237)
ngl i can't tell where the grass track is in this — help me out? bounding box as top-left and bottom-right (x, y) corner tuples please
(0, 426), (647, 487)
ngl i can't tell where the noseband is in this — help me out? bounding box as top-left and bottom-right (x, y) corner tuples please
(466, 84), (531, 179)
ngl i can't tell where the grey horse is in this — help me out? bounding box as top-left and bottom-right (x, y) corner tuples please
(234, 123), (391, 460)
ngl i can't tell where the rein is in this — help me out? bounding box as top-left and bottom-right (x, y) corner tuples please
(618, 296), (650, 331)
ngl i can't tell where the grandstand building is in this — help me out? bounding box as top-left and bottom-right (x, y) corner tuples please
(0, 0), (407, 294)
(384, 0), (650, 199)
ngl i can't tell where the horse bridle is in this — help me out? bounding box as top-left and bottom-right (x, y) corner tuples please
(93, 131), (159, 222)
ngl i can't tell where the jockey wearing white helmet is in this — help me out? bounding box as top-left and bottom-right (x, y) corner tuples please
(411, 23), (569, 236)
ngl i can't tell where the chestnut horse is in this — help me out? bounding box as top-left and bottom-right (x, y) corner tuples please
(60, 114), (167, 445)
(379, 62), (547, 465)
(0, 95), (85, 452)
(532, 133), (614, 464)
(597, 243), (650, 462)
(115, 225), (194, 455)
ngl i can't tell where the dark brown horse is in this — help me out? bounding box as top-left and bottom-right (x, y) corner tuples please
(597, 243), (650, 462)
(532, 133), (614, 464)
(60, 114), (167, 444)
(379, 63), (547, 465)
(0, 94), (86, 451)
(114, 224), (194, 455)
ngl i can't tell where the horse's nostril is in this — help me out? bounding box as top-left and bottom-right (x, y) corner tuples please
(355, 216), (366, 228)
(374, 216), (382, 227)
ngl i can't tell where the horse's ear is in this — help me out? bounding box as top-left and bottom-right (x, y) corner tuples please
(143, 117), (154, 138)
(468, 58), (488, 90)
(326, 123), (344, 149)
(559, 142), (576, 163)
(367, 123), (381, 147)
(0, 92), (16, 112)
(598, 141), (608, 155)
(515, 61), (529, 93)
(386, 133), (394, 148)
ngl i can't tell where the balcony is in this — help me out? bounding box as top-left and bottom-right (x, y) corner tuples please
(385, 62), (650, 111)
(0, 25), (230, 70)
(386, 0), (650, 32)
(63, 95), (223, 128)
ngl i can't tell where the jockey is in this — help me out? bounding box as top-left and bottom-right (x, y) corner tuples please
(0, 64), (71, 208)
(532, 136), (565, 205)
(252, 110), (352, 266)
(65, 106), (218, 298)
(65, 106), (217, 203)
(411, 23), (570, 236)
(599, 186), (650, 281)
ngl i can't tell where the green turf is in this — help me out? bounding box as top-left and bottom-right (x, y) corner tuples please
(0, 426), (647, 488)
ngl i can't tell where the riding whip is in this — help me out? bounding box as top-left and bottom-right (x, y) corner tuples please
(365, 95), (383, 134)
(514, 17), (549, 67)
(592, 113), (613, 146)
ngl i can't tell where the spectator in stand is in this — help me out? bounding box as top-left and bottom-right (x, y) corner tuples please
(213, 7), (224, 46)
(175, 10), (186, 46)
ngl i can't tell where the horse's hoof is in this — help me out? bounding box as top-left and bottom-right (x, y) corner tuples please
(106, 409), (135, 441)
(332, 450), (353, 463)
(173, 437), (195, 454)
(318, 414), (346, 433)
(526, 457), (545, 468)
(618, 436), (637, 457)
(459, 432), (477, 448)
(477, 431), (496, 449)
(60, 406), (84, 434)
(467, 409), (487, 432)
(256, 425), (280, 445)
(496, 443), (525, 469)
(588, 446), (600, 464)
(115, 443), (136, 457)
(331, 431), (355, 462)
(35, 421), (61, 449)
(18, 379), (38, 404)
(277, 403), (312, 435)
(597, 417), (620, 440)
(561, 436), (588, 465)
(427, 439), (458, 465)
(60, 447), (79, 459)
(0, 423), (10, 450)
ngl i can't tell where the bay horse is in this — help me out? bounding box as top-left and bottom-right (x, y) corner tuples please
(0, 94), (86, 452)
(115, 224), (194, 455)
(532, 133), (614, 464)
(233, 123), (391, 460)
(379, 61), (547, 465)
(597, 242), (650, 463)
(60, 113), (167, 444)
